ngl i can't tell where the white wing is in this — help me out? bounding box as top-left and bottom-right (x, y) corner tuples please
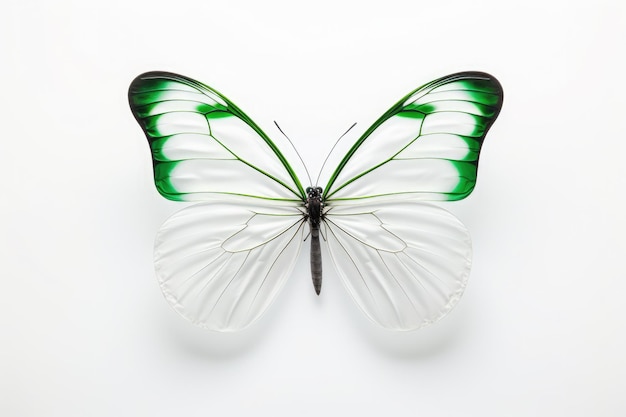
(154, 201), (306, 331)
(323, 201), (472, 330)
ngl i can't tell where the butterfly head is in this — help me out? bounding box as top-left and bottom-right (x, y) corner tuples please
(306, 186), (323, 201)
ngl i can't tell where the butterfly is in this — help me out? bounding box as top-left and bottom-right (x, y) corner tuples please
(128, 71), (503, 331)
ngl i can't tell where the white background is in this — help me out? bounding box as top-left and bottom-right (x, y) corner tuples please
(2, 0), (625, 415)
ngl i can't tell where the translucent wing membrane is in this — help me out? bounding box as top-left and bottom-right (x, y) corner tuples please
(154, 201), (306, 331)
(130, 71), (502, 332)
(129, 72), (305, 202)
(323, 72), (503, 202)
(323, 202), (472, 330)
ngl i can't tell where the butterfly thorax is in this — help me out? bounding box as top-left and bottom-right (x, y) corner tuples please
(305, 186), (323, 228)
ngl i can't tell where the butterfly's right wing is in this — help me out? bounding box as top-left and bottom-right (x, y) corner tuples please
(155, 201), (306, 331)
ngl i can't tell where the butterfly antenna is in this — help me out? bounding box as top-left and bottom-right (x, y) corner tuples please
(315, 122), (357, 186)
(274, 121), (313, 186)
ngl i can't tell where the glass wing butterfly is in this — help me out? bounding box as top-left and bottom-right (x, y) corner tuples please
(128, 71), (503, 331)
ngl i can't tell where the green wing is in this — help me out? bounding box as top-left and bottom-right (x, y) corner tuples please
(322, 72), (503, 202)
(129, 72), (306, 202)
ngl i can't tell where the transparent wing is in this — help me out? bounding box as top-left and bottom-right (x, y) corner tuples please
(323, 202), (472, 330)
(154, 201), (306, 331)
(129, 71), (305, 202)
(323, 72), (503, 202)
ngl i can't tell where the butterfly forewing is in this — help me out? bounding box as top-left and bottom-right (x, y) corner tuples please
(129, 72), (306, 202)
(323, 72), (503, 202)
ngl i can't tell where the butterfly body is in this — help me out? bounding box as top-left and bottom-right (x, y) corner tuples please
(129, 71), (503, 331)
(306, 186), (324, 294)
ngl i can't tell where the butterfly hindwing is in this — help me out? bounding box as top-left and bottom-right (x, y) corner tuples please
(323, 201), (472, 330)
(155, 201), (306, 331)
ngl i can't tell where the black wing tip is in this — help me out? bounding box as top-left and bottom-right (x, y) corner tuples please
(406, 70), (504, 117)
(127, 71), (200, 117)
(128, 70), (208, 96)
(128, 70), (188, 93)
(440, 70), (504, 118)
(440, 70), (503, 92)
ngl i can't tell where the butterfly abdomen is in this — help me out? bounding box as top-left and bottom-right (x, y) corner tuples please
(310, 225), (322, 295)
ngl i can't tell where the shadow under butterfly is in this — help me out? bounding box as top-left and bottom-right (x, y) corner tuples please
(128, 71), (503, 332)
